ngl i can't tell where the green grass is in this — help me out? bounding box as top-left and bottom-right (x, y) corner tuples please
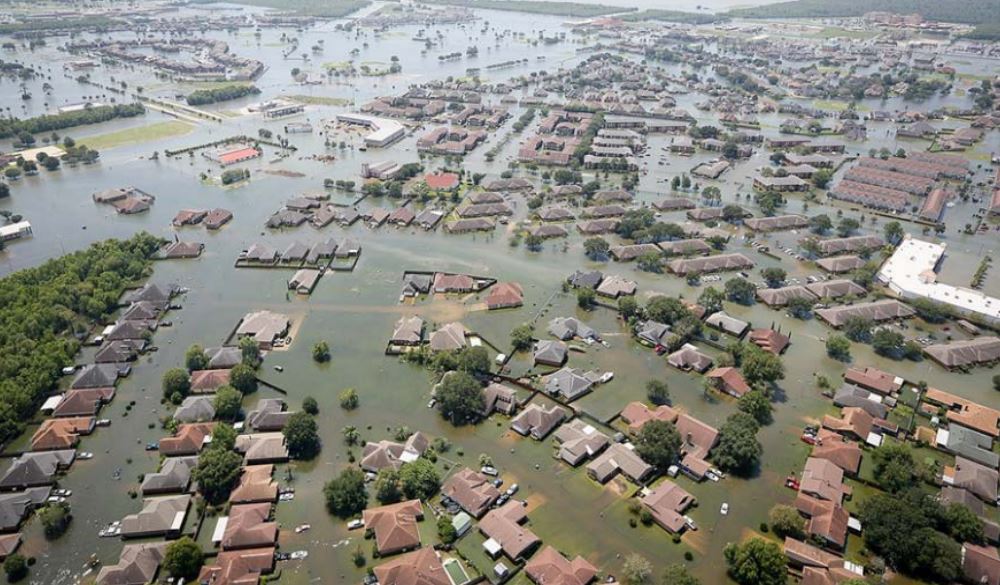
(286, 95), (350, 106)
(811, 26), (878, 39)
(78, 121), (194, 150)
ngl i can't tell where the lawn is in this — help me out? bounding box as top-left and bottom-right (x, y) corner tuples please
(79, 121), (194, 150)
(286, 95), (351, 107)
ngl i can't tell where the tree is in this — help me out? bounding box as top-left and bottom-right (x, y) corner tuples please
(911, 298), (949, 324)
(712, 413), (761, 476)
(661, 565), (700, 585)
(511, 324), (534, 352)
(872, 328), (905, 358)
(324, 468), (368, 518)
(646, 380), (670, 406)
(723, 537), (787, 585)
(619, 296), (639, 320)
(786, 296), (813, 319)
(826, 334), (851, 361)
(185, 344), (207, 371)
(994, 374), (1000, 392)
(229, 363), (257, 394)
(162, 367), (191, 402)
(851, 262), (879, 288)
(312, 341), (331, 362)
(399, 459), (440, 500)
(339, 388), (359, 410)
(942, 502), (985, 544)
(438, 515), (458, 544)
(456, 346), (490, 375)
(842, 316), (872, 342)
(374, 468), (402, 504)
(871, 443), (917, 493)
(809, 214), (832, 234)
(811, 169), (832, 189)
(884, 221), (904, 245)
(697, 286), (725, 315)
(238, 336), (259, 366)
(737, 390), (773, 425)
(836, 217), (860, 237)
(283, 411), (321, 459)
(193, 446), (242, 504)
(637, 251), (663, 273)
(38, 501), (71, 539)
(525, 234), (544, 251)
(761, 267), (786, 288)
(3, 554), (26, 583)
(163, 537), (203, 580)
(635, 419), (681, 470)
(622, 554), (653, 585)
(436, 371), (485, 425)
(859, 491), (962, 583)
(211, 422), (237, 451)
(646, 296), (690, 325)
(724, 277), (756, 305)
(302, 396), (319, 415)
(213, 386), (242, 420)
(741, 346), (784, 386)
(577, 287), (596, 309)
(768, 504), (804, 539)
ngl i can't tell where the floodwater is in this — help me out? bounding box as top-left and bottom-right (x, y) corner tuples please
(0, 4), (998, 585)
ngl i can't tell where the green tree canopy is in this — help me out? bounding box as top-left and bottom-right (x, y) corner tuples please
(212, 386), (242, 421)
(723, 537), (787, 585)
(283, 411), (321, 460)
(399, 459), (441, 500)
(163, 537), (204, 580)
(324, 467), (368, 518)
(435, 371), (485, 425)
(635, 419), (681, 470)
(229, 362), (258, 394)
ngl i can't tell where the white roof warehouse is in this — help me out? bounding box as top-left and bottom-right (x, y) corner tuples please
(877, 235), (1000, 325)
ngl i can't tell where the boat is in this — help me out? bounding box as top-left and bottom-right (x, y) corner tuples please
(294, 524), (311, 533)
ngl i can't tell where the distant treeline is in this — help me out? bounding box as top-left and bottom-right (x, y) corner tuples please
(619, 9), (725, 24)
(187, 0), (370, 17)
(423, 0), (633, 17)
(963, 23), (1000, 40)
(0, 104), (145, 140)
(726, 0), (999, 26)
(0, 16), (118, 35)
(186, 85), (261, 106)
(0, 233), (162, 445)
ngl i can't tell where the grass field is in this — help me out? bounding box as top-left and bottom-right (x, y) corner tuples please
(79, 121), (194, 150)
(286, 95), (350, 106)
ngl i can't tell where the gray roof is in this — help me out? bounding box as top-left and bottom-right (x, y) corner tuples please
(832, 384), (889, 419)
(120, 495), (191, 538)
(705, 311), (749, 337)
(816, 300), (916, 327)
(946, 426), (1000, 469)
(206, 347), (243, 369)
(533, 341), (568, 366)
(543, 368), (593, 401)
(246, 399), (291, 432)
(953, 457), (999, 503)
(0, 488), (52, 532)
(141, 457), (197, 495)
(96, 542), (168, 585)
(391, 316), (425, 344)
(554, 419), (610, 465)
(511, 403), (567, 440)
(0, 450), (75, 490)
(547, 317), (598, 341)
(637, 321), (671, 345)
(567, 270), (603, 289)
(174, 396), (216, 423)
(72, 363), (124, 389)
